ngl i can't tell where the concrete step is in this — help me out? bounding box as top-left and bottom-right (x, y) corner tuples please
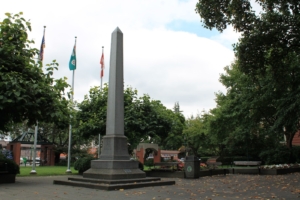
(53, 177), (175, 191)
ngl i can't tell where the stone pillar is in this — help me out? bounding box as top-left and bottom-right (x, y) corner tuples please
(83, 27), (145, 180)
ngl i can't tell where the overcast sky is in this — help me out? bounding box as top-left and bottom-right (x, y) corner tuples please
(1, 0), (240, 118)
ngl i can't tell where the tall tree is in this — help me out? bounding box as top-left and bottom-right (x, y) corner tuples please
(196, 0), (300, 148)
(0, 12), (70, 131)
(163, 102), (185, 150)
(76, 85), (179, 154)
(210, 61), (278, 158)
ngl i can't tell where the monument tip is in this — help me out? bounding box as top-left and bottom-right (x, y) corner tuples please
(113, 27), (123, 34)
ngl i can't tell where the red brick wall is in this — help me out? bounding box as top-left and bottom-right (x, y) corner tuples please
(7, 143), (21, 165)
(136, 148), (144, 164)
(40, 145), (55, 166)
(154, 149), (161, 163)
(292, 131), (300, 146)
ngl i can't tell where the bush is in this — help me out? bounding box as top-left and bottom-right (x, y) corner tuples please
(200, 157), (209, 163)
(55, 159), (68, 166)
(74, 156), (96, 174)
(144, 158), (154, 166)
(0, 159), (20, 174)
(292, 146), (300, 163)
(259, 146), (291, 165)
(0, 149), (19, 174)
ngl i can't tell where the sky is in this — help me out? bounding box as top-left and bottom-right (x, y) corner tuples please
(1, 0), (241, 118)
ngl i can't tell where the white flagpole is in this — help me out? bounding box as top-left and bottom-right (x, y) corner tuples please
(30, 26), (46, 174)
(66, 36), (77, 173)
(30, 121), (38, 174)
(98, 46), (104, 158)
(98, 134), (101, 159)
(100, 46), (104, 91)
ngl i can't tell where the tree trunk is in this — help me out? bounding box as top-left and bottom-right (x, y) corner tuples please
(285, 132), (295, 149)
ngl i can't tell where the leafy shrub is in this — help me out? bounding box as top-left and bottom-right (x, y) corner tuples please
(55, 159), (68, 166)
(200, 157), (209, 163)
(0, 159), (20, 174)
(144, 158), (154, 166)
(74, 156), (96, 174)
(292, 146), (300, 163)
(259, 146), (291, 165)
(0, 149), (19, 174)
(0, 157), (20, 174)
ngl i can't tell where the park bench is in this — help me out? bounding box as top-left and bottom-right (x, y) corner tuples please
(232, 161), (262, 174)
(205, 157), (226, 176)
(153, 162), (179, 171)
(233, 161), (261, 166)
(206, 162), (222, 169)
(206, 158), (222, 169)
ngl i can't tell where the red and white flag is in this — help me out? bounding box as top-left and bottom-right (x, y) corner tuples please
(100, 52), (104, 78)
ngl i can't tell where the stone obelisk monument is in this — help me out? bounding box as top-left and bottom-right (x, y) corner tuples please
(83, 27), (145, 180)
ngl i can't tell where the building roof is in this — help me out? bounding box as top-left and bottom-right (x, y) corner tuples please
(10, 132), (53, 145)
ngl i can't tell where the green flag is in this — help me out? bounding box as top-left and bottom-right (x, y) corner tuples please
(69, 44), (76, 70)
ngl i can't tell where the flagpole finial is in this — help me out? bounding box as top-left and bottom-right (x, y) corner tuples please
(75, 36), (77, 39)
(44, 26), (46, 28)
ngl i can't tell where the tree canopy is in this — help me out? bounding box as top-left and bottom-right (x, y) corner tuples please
(76, 85), (185, 153)
(196, 0), (300, 148)
(0, 12), (70, 131)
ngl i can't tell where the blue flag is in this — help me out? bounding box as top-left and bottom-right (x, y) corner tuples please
(69, 44), (76, 70)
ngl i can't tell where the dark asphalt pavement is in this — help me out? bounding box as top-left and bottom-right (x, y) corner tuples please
(1, 173), (300, 200)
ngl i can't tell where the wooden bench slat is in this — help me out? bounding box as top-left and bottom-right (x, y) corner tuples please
(233, 161), (261, 166)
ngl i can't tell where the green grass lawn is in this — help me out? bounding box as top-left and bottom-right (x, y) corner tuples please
(18, 166), (78, 177)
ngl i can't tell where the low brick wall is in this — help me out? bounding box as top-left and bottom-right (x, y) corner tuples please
(229, 167), (300, 175)
(146, 169), (228, 178)
(260, 168), (300, 175)
(145, 168), (300, 178)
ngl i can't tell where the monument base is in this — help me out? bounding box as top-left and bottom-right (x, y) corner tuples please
(53, 177), (175, 191)
(83, 168), (146, 179)
(53, 159), (176, 190)
(83, 159), (146, 179)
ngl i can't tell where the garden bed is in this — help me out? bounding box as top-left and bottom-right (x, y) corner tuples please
(146, 169), (228, 178)
(145, 167), (300, 178)
(260, 167), (300, 175)
(229, 167), (300, 175)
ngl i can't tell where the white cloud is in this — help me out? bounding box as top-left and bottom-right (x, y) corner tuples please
(1, 0), (237, 117)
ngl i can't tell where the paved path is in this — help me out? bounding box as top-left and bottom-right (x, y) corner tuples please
(1, 173), (300, 200)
